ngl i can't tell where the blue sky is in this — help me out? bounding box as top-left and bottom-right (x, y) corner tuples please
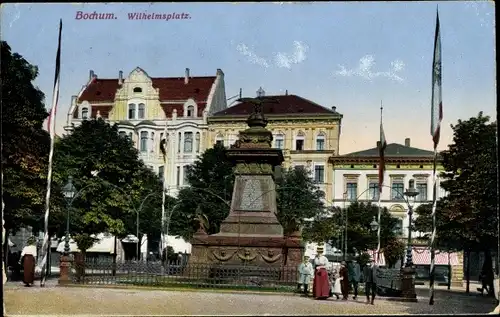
(1, 2), (496, 154)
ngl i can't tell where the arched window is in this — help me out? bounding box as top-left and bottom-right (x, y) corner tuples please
(138, 103), (145, 119)
(184, 132), (193, 153)
(81, 107), (89, 119)
(215, 134), (224, 146)
(140, 131), (148, 152)
(119, 131), (127, 138)
(295, 131), (305, 151)
(187, 105), (195, 117)
(316, 132), (326, 151)
(128, 104), (136, 119)
(275, 133), (285, 149)
(133, 87), (142, 93)
(195, 132), (201, 152)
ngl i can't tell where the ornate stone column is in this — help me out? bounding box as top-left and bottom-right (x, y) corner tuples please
(58, 253), (73, 285)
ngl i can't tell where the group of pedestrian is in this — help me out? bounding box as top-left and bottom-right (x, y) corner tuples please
(297, 246), (378, 305)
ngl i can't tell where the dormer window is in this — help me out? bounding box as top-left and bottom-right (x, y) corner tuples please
(133, 87), (142, 93)
(187, 105), (195, 117)
(81, 107), (89, 120)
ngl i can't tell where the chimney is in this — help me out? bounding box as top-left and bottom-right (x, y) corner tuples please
(285, 90), (288, 95)
(239, 88), (242, 99)
(118, 70), (123, 85)
(405, 138), (411, 147)
(89, 70), (94, 81)
(331, 106), (337, 112)
(185, 68), (190, 84)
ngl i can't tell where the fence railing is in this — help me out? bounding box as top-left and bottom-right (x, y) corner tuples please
(71, 260), (299, 291)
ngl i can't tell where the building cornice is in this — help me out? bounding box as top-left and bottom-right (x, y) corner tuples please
(208, 113), (342, 123)
(329, 156), (441, 165)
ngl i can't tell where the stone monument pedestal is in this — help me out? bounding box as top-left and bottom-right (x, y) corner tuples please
(400, 266), (418, 302)
(189, 98), (304, 283)
(58, 254), (73, 285)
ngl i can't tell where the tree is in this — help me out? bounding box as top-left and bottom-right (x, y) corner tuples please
(169, 145), (326, 240)
(1, 41), (57, 235)
(303, 202), (401, 256)
(383, 237), (406, 268)
(53, 118), (149, 252)
(414, 113), (497, 295)
(276, 167), (326, 235)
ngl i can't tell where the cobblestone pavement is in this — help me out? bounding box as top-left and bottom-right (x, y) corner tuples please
(4, 281), (497, 315)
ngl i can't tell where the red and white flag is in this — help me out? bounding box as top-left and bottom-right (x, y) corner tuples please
(431, 11), (443, 149)
(378, 106), (387, 193)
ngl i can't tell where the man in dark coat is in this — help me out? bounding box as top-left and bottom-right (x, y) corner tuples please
(339, 261), (349, 300)
(363, 259), (378, 305)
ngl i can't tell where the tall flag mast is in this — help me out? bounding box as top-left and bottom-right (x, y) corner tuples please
(377, 101), (387, 264)
(429, 8), (443, 305)
(40, 19), (62, 287)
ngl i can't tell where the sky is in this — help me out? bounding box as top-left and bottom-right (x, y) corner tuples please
(1, 1), (496, 154)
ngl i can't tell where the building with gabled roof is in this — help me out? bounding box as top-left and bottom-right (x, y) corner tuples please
(64, 67), (228, 197)
(207, 88), (343, 205)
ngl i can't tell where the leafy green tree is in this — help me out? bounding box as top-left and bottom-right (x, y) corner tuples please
(304, 202), (401, 255)
(53, 118), (147, 252)
(276, 167), (326, 235)
(414, 113), (497, 295)
(383, 237), (406, 268)
(169, 146), (326, 240)
(1, 41), (60, 235)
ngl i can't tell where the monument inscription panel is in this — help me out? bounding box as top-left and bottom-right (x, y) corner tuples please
(238, 178), (265, 211)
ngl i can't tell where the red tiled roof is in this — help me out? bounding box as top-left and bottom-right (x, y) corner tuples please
(211, 95), (338, 117)
(78, 76), (216, 103)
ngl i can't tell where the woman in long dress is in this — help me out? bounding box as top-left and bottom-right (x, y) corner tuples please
(19, 237), (37, 287)
(313, 246), (330, 300)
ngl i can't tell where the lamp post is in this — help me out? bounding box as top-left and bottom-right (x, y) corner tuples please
(370, 216), (379, 232)
(62, 176), (77, 255)
(403, 179), (419, 268)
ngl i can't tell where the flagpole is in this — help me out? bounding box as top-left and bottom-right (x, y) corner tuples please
(377, 102), (384, 264)
(40, 19), (62, 287)
(429, 8), (442, 305)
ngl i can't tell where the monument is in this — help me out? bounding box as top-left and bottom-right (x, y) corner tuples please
(189, 98), (303, 281)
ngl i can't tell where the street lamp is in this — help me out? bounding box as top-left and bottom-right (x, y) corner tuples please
(403, 179), (419, 267)
(62, 176), (77, 255)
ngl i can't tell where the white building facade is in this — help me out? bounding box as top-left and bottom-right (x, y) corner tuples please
(329, 139), (447, 240)
(64, 67), (227, 197)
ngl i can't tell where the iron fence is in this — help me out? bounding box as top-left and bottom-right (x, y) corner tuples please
(71, 259), (299, 291)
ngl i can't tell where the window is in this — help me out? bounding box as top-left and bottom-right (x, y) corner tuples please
(128, 104), (136, 119)
(295, 132), (305, 151)
(183, 166), (189, 185)
(368, 182), (379, 200)
(138, 103), (145, 119)
(316, 134), (325, 151)
(346, 182), (358, 201)
(133, 87), (142, 93)
(150, 132), (155, 152)
(177, 132), (182, 153)
(314, 165), (324, 183)
(140, 131), (148, 152)
(184, 132), (193, 153)
(176, 166), (180, 186)
(391, 182), (405, 200)
(119, 131), (127, 138)
(158, 166), (164, 183)
(215, 134), (224, 146)
(81, 107), (89, 119)
(416, 183), (427, 201)
(128, 132), (133, 140)
(187, 105), (195, 117)
(275, 134), (284, 149)
(195, 132), (201, 152)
